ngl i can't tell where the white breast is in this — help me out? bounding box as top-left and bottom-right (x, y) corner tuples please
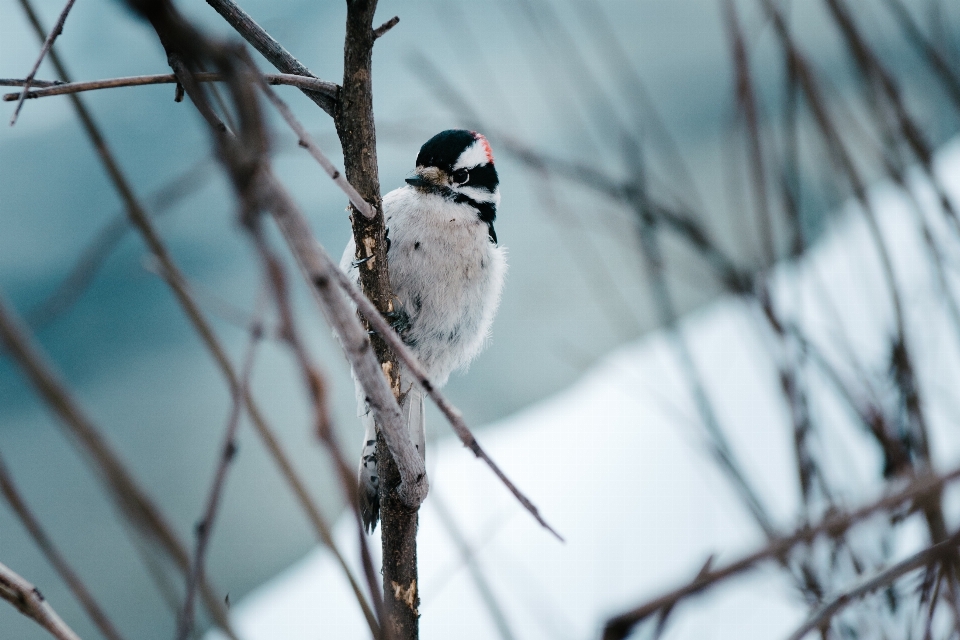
(340, 186), (506, 387)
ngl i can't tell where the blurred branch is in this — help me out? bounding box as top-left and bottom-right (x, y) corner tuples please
(177, 318), (263, 640)
(601, 466), (960, 640)
(409, 53), (750, 293)
(125, 3), (424, 634)
(202, 0), (339, 116)
(8, 0), (77, 125)
(787, 528), (960, 640)
(823, 0), (960, 234)
(759, 0), (937, 483)
(247, 226), (385, 636)
(0, 560), (82, 640)
(880, 0), (960, 111)
(724, 0), (775, 265)
(25, 157), (213, 332)
(1, 72), (339, 103)
(258, 82), (374, 218)
(0, 293), (237, 639)
(432, 492), (517, 640)
(0, 453), (126, 640)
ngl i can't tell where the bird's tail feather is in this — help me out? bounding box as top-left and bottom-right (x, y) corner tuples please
(356, 367), (426, 533)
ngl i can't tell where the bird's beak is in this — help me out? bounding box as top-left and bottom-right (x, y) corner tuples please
(405, 176), (429, 187)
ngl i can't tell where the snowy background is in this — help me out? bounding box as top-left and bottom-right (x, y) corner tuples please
(2, 0), (960, 638)
(206, 138), (960, 639)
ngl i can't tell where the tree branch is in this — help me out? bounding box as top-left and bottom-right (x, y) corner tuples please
(258, 81), (374, 218)
(1, 72), (338, 103)
(0, 561), (82, 640)
(326, 255), (563, 540)
(602, 467), (960, 640)
(372, 16), (399, 40)
(177, 319), (263, 640)
(334, 1), (418, 636)
(9, 0), (77, 125)
(787, 529), (960, 640)
(0, 453), (125, 640)
(202, 0), (340, 116)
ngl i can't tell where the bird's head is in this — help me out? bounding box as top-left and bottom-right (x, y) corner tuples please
(405, 130), (499, 207)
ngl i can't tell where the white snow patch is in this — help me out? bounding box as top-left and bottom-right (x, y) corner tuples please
(207, 136), (960, 639)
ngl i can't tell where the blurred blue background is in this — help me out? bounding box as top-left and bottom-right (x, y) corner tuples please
(2, 0), (960, 638)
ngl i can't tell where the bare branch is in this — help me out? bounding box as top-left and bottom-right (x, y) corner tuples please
(1, 72), (338, 103)
(879, 0), (960, 111)
(0, 78), (60, 87)
(9, 0), (77, 125)
(787, 529), (960, 640)
(177, 320), (263, 640)
(202, 0), (340, 116)
(0, 453), (125, 640)
(432, 493), (517, 640)
(602, 467), (960, 640)
(258, 81), (375, 218)
(723, 0), (774, 265)
(372, 16), (399, 40)
(0, 561), (82, 640)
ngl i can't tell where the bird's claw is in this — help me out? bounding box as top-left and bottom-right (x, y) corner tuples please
(385, 306), (411, 335)
(351, 254), (374, 268)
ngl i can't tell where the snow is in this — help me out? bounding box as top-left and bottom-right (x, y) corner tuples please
(206, 136), (960, 639)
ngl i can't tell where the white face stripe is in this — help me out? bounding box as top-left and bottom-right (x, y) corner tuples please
(459, 185), (500, 205)
(453, 139), (492, 170)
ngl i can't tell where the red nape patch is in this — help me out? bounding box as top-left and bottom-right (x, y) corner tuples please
(473, 132), (495, 163)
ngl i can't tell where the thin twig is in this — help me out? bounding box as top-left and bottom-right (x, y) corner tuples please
(787, 529), (960, 640)
(372, 16), (399, 40)
(201, 0), (339, 116)
(0, 560), (82, 640)
(24, 157), (213, 332)
(431, 492), (517, 640)
(177, 317), (264, 640)
(724, 0), (775, 265)
(257, 81), (374, 218)
(264, 169), (428, 509)
(880, 0), (960, 111)
(9, 0), (78, 125)
(601, 467), (960, 640)
(1, 72), (338, 102)
(0, 453), (125, 640)
(0, 78), (61, 87)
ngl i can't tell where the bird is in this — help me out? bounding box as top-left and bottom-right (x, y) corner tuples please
(340, 129), (507, 532)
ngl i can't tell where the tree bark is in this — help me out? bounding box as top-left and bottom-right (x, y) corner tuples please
(335, 1), (419, 637)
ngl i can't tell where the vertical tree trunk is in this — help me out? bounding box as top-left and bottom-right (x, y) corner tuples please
(335, 1), (419, 637)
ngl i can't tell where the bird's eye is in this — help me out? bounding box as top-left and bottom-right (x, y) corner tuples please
(451, 168), (469, 185)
